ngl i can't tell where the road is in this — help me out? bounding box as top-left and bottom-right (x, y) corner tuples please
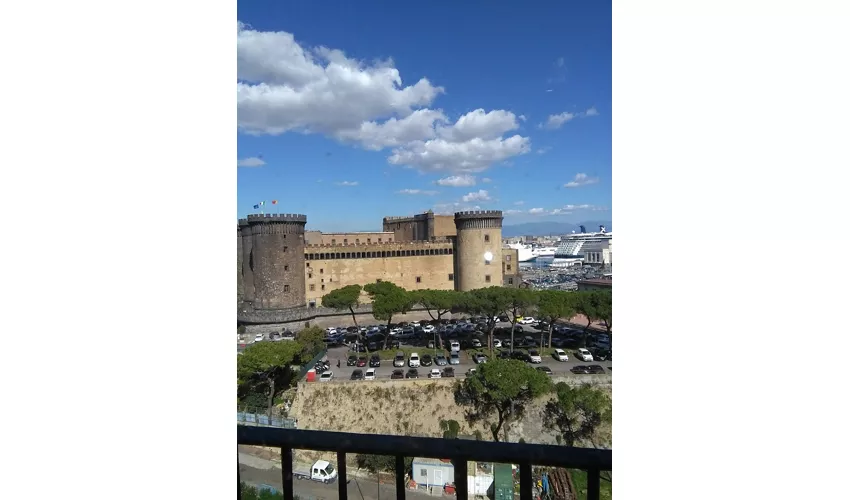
(239, 453), (438, 500)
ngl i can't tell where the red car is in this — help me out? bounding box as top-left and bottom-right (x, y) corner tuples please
(356, 356), (368, 367)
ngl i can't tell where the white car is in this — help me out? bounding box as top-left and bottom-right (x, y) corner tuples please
(390, 327), (402, 335)
(319, 371), (334, 382)
(576, 348), (594, 362)
(450, 341), (460, 352)
(423, 325), (435, 333)
(408, 353), (421, 368)
(326, 327), (337, 335)
(364, 368), (376, 381)
(428, 368), (442, 379)
(493, 339), (502, 348)
(554, 348), (569, 362)
(254, 333), (264, 342)
(528, 349), (542, 363)
(471, 339), (482, 348)
(520, 317), (536, 325)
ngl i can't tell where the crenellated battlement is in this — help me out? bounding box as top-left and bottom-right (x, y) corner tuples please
(383, 213), (430, 223)
(247, 213), (307, 223)
(305, 238), (452, 249)
(454, 210), (503, 219)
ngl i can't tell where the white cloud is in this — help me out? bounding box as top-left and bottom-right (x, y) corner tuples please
(543, 112), (576, 129)
(397, 189), (438, 195)
(335, 109), (447, 150)
(436, 174), (476, 187)
(503, 209), (524, 215)
(237, 23), (443, 137)
(549, 208), (573, 216)
(518, 114), (527, 122)
(513, 201), (524, 206)
(537, 147), (551, 155)
(541, 107), (599, 130)
(237, 23), (530, 172)
(528, 207), (545, 214)
(389, 134), (530, 173)
(432, 201), (482, 215)
(461, 189), (491, 202)
(237, 156), (266, 167)
(336, 181), (359, 186)
(481, 177), (493, 183)
(564, 173), (599, 188)
(562, 203), (593, 209)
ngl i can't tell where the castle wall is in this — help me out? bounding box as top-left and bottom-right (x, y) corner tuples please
(239, 219), (254, 302)
(248, 214), (307, 309)
(383, 212), (458, 241)
(304, 241), (455, 304)
(237, 224), (244, 300)
(310, 232), (395, 245)
(454, 211), (504, 292)
(430, 214), (457, 239)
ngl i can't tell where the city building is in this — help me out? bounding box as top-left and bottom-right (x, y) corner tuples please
(582, 239), (612, 267)
(576, 277), (613, 291)
(238, 210), (519, 324)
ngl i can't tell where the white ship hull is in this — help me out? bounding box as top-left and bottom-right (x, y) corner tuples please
(508, 244), (538, 262)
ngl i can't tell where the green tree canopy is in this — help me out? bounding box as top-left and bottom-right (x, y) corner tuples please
(237, 340), (301, 417)
(460, 287), (514, 352)
(575, 290), (612, 336)
(542, 382), (612, 447)
(364, 281), (414, 349)
(502, 287), (538, 351)
(411, 289), (460, 322)
(537, 290), (578, 347)
(321, 284), (363, 328)
(355, 454), (414, 476)
(454, 358), (552, 442)
(294, 326), (326, 363)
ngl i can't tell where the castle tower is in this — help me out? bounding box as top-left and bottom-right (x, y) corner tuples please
(454, 210), (504, 291)
(247, 213), (307, 309)
(237, 223), (244, 300)
(239, 219), (254, 303)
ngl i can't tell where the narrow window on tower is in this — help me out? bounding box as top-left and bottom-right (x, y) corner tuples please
(284, 265), (289, 271)
(416, 276), (422, 283)
(321, 284), (325, 291)
(448, 274), (454, 281)
(284, 246), (288, 252)
(284, 284), (290, 292)
(484, 234), (490, 242)
(310, 284), (315, 291)
(485, 275), (491, 283)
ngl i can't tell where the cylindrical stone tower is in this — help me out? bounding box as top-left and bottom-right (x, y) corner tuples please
(239, 219), (254, 303)
(247, 213), (307, 309)
(237, 223), (244, 301)
(454, 210), (504, 291)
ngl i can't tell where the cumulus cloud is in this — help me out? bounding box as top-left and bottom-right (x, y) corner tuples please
(237, 23), (531, 173)
(436, 174), (476, 187)
(397, 189), (438, 195)
(481, 177), (493, 183)
(528, 207), (545, 214)
(461, 190), (491, 202)
(237, 156), (266, 167)
(537, 147), (551, 155)
(503, 209), (524, 215)
(432, 201), (482, 215)
(564, 173), (599, 188)
(541, 107), (599, 130)
(336, 181), (359, 186)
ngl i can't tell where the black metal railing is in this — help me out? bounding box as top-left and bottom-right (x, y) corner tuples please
(238, 426), (612, 500)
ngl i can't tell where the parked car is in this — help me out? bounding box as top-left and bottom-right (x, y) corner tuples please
(466, 368), (477, 377)
(493, 339), (502, 348)
(423, 324), (435, 333)
(473, 353), (488, 364)
(369, 354), (381, 367)
(421, 354), (433, 367)
(570, 366), (591, 374)
(442, 367), (455, 378)
(449, 352), (461, 365)
(406, 368), (419, 379)
(554, 348), (569, 362)
(587, 365), (606, 374)
(319, 371), (334, 382)
(576, 348), (594, 362)
(347, 355), (358, 367)
(511, 350), (532, 362)
(356, 356), (368, 367)
(528, 349), (542, 363)
(408, 353), (421, 368)
(435, 354), (448, 366)
(520, 316), (536, 325)
(393, 352), (405, 367)
(471, 339), (482, 348)
(254, 333), (264, 342)
(536, 366), (553, 376)
(428, 368), (442, 379)
(293, 460), (338, 484)
(364, 368), (376, 381)
(591, 348), (611, 361)
(350, 369), (364, 381)
(391, 369), (404, 380)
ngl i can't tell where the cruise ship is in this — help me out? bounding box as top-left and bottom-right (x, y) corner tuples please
(552, 225), (612, 267)
(507, 243), (559, 262)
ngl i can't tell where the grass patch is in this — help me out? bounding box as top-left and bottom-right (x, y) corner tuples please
(569, 469), (612, 500)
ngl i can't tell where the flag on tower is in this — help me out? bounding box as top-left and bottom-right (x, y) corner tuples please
(253, 204), (259, 209)
(271, 200), (278, 205)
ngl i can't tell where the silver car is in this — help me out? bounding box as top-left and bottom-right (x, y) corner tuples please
(449, 352), (460, 365)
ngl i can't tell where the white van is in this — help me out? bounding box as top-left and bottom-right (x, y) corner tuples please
(450, 341), (461, 352)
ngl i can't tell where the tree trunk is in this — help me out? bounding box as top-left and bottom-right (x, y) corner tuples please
(510, 321), (517, 353)
(548, 322), (554, 351)
(267, 376), (276, 421)
(385, 316), (393, 350)
(349, 306), (359, 329)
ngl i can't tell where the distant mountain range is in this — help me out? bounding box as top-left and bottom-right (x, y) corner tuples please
(502, 220), (612, 238)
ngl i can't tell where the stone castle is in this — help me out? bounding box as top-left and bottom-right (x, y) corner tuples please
(237, 210), (521, 325)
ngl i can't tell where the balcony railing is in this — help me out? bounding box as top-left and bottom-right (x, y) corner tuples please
(238, 426), (612, 500)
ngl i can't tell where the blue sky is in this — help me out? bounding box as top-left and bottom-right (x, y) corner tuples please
(237, 1), (611, 232)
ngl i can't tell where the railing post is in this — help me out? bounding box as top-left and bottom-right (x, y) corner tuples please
(519, 463), (533, 500)
(237, 452), (242, 500)
(453, 459), (468, 500)
(281, 447), (293, 500)
(395, 455), (406, 500)
(587, 468), (601, 500)
(337, 452), (348, 500)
